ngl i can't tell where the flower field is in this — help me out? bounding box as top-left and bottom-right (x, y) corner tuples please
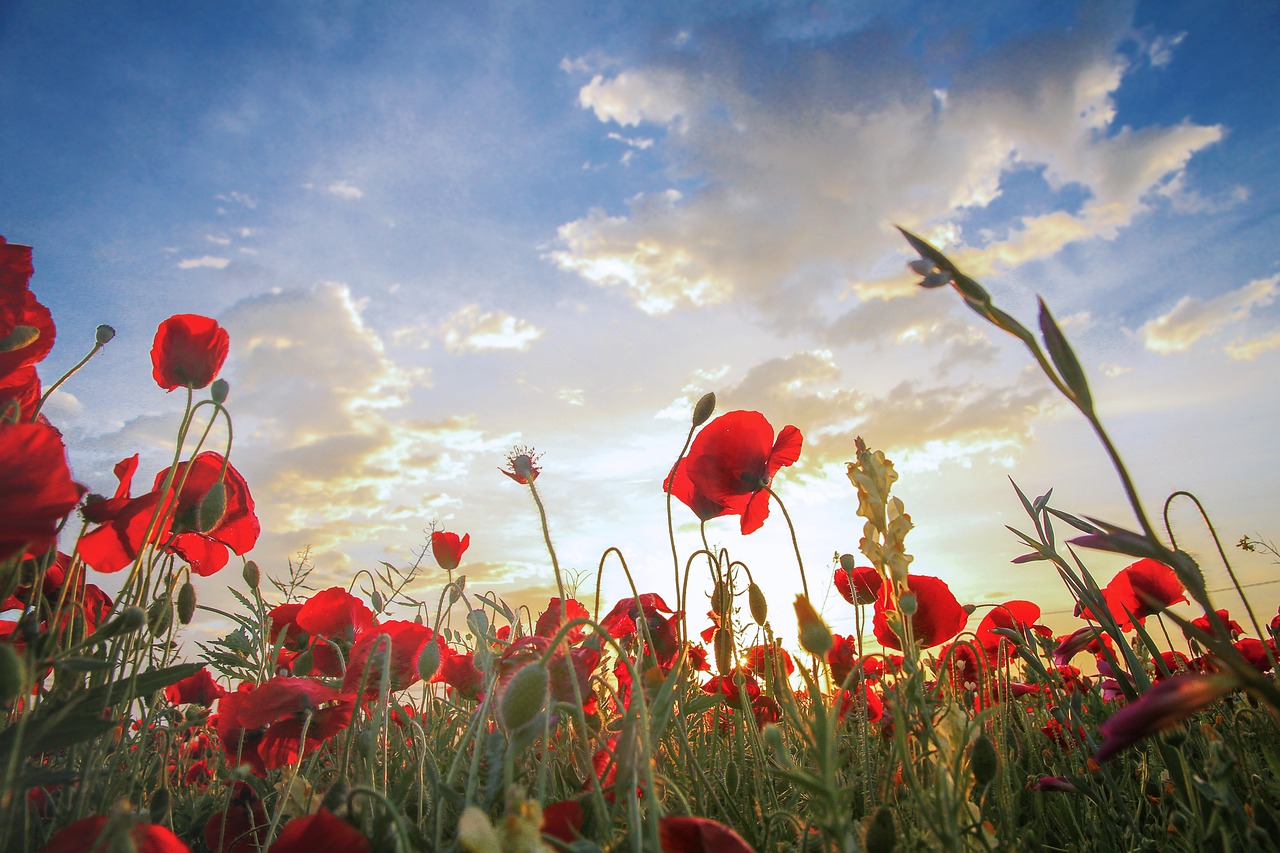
(2, 229), (1279, 852)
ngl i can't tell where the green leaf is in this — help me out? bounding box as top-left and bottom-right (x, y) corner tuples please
(1038, 298), (1093, 411)
(895, 226), (952, 270)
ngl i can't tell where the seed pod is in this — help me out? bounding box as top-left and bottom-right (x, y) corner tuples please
(95, 324), (116, 345)
(970, 733), (998, 786)
(418, 641), (441, 683)
(500, 662), (548, 732)
(714, 628), (734, 675)
(748, 583), (768, 626)
(692, 392), (716, 427)
(242, 560), (260, 590)
(177, 582), (197, 624)
(865, 806), (896, 853)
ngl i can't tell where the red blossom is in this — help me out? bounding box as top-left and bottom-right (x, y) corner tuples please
(0, 291), (56, 378)
(269, 809), (369, 853)
(535, 597), (591, 645)
(658, 815), (756, 853)
(0, 423), (84, 561)
(1233, 638), (1274, 672)
(975, 600), (1048, 657)
(1190, 609), (1243, 640)
(872, 575), (968, 650)
(342, 621), (439, 694)
(295, 587), (378, 644)
(1079, 559), (1187, 632)
(0, 366), (41, 420)
(160, 452), (260, 575)
(675, 410), (802, 535)
(215, 677), (355, 772)
(165, 667), (227, 706)
(541, 799), (585, 843)
(433, 648), (485, 701)
(599, 593), (673, 639)
(204, 782), (268, 853)
(0, 237), (35, 331)
(151, 314), (229, 391)
(38, 815), (189, 853)
(430, 530), (470, 571)
(742, 643), (794, 679)
(834, 563), (882, 606)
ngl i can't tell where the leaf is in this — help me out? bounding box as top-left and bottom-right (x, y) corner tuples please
(1038, 298), (1094, 411)
(895, 226), (952, 270)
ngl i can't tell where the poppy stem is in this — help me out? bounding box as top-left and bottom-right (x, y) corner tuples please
(525, 478), (567, 615)
(767, 487), (809, 600)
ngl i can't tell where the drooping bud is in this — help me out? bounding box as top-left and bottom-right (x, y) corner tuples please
(794, 595), (833, 657)
(692, 392), (716, 427)
(177, 581), (197, 624)
(748, 583), (768, 626)
(242, 560), (260, 590)
(500, 662), (548, 732)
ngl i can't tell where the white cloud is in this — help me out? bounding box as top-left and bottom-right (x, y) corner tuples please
(1147, 32), (1186, 68)
(177, 256), (231, 270)
(1225, 331), (1280, 361)
(1140, 274), (1278, 354)
(215, 191), (257, 209)
(327, 179), (365, 200)
(205, 235), (231, 245)
(557, 388), (585, 406)
(554, 17), (1225, 323)
(440, 304), (544, 354)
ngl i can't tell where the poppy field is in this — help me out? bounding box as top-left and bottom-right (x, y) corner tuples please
(2, 228), (1279, 853)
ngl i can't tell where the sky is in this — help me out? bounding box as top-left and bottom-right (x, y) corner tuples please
(3, 0), (1279, 651)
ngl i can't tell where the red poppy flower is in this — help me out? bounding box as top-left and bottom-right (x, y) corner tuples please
(1151, 650), (1189, 681)
(663, 459), (748, 522)
(39, 814), (190, 853)
(535, 597), (591, 644)
(165, 666), (227, 706)
(599, 593), (673, 639)
(541, 799), (586, 844)
(0, 366), (41, 421)
(0, 237), (34, 324)
(269, 808), (369, 853)
(872, 574), (968, 650)
(835, 684), (884, 723)
(1081, 559), (1187, 631)
(295, 587), (378, 643)
(975, 600), (1048, 657)
(160, 452), (259, 576)
(433, 648), (485, 701)
(500, 445), (541, 484)
(834, 563), (881, 606)
(0, 291), (55, 378)
(342, 621), (439, 694)
(204, 781), (268, 853)
(0, 423), (84, 561)
(677, 411), (802, 535)
(216, 677), (355, 772)
(1189, 609), (1243, 640)
(151, 314), (230, 391)
(742, 643), (795, 679)
(1233, 638), (1274, 673)
(658, 815), (756, 853)
(431, 530), (469, 572)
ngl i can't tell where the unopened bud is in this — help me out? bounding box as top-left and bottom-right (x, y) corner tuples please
(762, 724), (792, 767)
(177, 582), (197, 624)
(714, 628), (734, 675)
(118, 606), (146, 633)
(794, 595), (833, 657)
(417, 642), (441, 682)
(692, 392), (716, 427)
(196, 482), (227, 532)
(711, 581), (732, 617)
(210, 379), (229, 404)
(149, 786), (171, 818)
(147, 599), (173, 636)
(970, 733), (998, 786)
(95, 324), (116, 345)
(748, 583), (768, 626)
(865, 805), (897, 853)
(370, 589), (384, 613)
(500, 662), (548, 732)
(899, 592), (918, 616)
(242, 561), (260, 590)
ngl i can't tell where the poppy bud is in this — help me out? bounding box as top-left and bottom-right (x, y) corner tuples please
(95, 324), (116, 345)
(418, 642), (441, 683)
(714, 628), (734, 675)
(711, 581), (732, 617)
(149, 786), (171, 818)
(692, 392), (716, 427)
(177, 581), (197, 624)
(865, 805), (897, 853)
(210, 379), (229, 404)
(762, 724), (792, 767)
(970, 733), (998, 786)
(196, 481), (227, 533)
(242, 560), (259, 590)
(794, 595), (833, 657)
(147, 599), (173, 636)
(370, 589), (384, 613)
(748, 583), (768, 626)
(500, 662), (548, 732)
(899, 592), (918, 616)
(0, 642), (26, 703)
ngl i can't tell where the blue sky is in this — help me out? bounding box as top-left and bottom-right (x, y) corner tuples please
(3, 1), (1278, 645)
